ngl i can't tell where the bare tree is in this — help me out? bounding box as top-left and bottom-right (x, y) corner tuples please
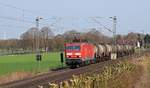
(20, 27), (38, 52)
(82, 28), (111, 44)
(40, 26), (54, 51)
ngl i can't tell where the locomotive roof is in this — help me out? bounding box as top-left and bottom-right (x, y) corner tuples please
(65, 43), (91, 46)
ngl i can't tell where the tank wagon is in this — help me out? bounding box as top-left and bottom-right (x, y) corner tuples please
(65, 43), (135, 68)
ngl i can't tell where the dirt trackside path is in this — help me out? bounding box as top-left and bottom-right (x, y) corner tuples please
(132, 53), (150, 88)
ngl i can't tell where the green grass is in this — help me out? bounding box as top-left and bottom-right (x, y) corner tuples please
(0, 52), (64, 76)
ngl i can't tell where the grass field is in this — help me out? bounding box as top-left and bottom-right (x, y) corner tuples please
(0, 52), (64, 76)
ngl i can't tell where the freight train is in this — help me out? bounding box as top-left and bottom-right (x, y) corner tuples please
(65, 43), (135, 68)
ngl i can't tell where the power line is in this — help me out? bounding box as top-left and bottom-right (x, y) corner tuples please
(0, 16), (51, 26)
(0, 2), (59, 26)
(0, 2), (52, 16)
(0, 25), (29, 29)
(0, 16), (34, 23)
(90, 17), (113, 32)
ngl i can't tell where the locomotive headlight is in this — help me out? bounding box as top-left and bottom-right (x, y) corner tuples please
(67, 55), (70, 58)
(77, 55), (81, 58)
(66, 53), (72, 55)
(75, 53), (81, 55)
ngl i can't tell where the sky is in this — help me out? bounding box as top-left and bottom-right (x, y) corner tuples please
(0, 0), (149, 39)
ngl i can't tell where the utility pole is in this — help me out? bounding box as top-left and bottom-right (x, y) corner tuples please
(89, 16), (117, 59)
(35, 17), (43, 62)
(141, 30), (145, 49)
(109, 16), (117, 59)
(3, 31), (6, 40)
(110, 16), (117, 53)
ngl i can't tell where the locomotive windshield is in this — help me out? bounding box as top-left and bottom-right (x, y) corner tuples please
(66, 46), (80, 51)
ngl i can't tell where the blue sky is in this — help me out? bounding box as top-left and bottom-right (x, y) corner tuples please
(0, 0), (149, 39)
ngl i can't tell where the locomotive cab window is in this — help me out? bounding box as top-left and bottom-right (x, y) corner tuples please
(66, 46), (80, 51)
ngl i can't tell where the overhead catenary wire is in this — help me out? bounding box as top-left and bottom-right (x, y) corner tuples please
(0, 2), (112, 28)
(0, 2), (52, 16)
(0, 2), (58, 26)
(0, 16), (52, 26)
(89, 17), (113, 32)
(0, 2), (117, 38)
(0, 24), (30, 29)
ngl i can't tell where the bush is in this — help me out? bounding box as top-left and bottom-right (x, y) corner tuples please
(39, 61), (136, 88)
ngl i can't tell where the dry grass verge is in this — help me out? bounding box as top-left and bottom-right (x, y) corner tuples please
(39, 60), (143, 88)
(134, 53), (150, 88)
(0, 72), (33, 85)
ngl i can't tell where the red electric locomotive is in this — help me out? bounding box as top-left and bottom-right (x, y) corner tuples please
(65, 43), (95, 68)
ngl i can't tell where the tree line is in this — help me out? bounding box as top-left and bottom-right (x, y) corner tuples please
(0, 26), (149, 55)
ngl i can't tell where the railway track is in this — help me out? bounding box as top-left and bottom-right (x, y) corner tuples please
(0, 51), (148, 88)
